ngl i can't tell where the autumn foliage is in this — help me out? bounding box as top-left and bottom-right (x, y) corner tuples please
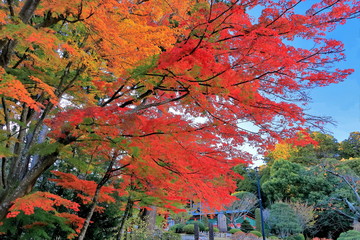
(0, 0), (359, 238)
(50, 171), (117, 204)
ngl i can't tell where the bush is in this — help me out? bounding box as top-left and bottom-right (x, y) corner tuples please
(286, 234), (305, 240)
(205, 226), (219, 232)
(183, 224), (195, 234)
(295, 234), (305, 240)
(268, 237), (280, 240)
(229, 228), (243, 234)
(161, 232), (181, 240)
(231, 231), (261, 240)
(241, 220), (254, 233)
(196, 222), (206, 231)
(169, 223), (185, 233)
(187, 221), (205, 231)
(338, 230), (360, 240)
(250, 231), (262, 237)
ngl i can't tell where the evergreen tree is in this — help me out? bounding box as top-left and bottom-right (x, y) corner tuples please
(268, 202), (302, 238)
(241, 219), (254, 233)
(340, 132), (360, 159)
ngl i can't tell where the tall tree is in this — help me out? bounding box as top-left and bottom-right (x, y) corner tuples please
(340, 132), (360, 159)
(261, 160), (334, 204)
(266, 132), (339, 166)
(0, 0), (359, 235)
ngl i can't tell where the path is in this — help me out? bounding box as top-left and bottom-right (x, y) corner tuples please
(181, 234), (207, 240)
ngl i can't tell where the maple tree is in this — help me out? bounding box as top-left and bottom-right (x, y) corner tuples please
(0, 0), (360, 238)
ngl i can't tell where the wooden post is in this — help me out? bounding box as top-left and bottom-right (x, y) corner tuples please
(208, 222), (214, 240)
(194, 222), (199, 240)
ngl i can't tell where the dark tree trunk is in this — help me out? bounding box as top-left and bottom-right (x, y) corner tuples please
(194, 222), (199, 240)
(77, 187), (101, 240)
(117, 198), (134, 240)
(209, 223), (214, 240)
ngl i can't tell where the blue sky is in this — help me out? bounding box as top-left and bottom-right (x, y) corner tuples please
(249, 3), (360, 142)
(307, 18), (360, 142)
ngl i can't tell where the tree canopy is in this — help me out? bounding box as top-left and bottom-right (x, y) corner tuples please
(261, 131), (360, 239)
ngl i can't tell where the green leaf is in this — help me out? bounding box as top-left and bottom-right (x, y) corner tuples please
(130, 146), (140, 158)
(29, 142), (61, 156)
(129, 55), (159, 80)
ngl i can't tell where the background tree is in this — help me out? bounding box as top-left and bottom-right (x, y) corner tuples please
(286, 201), (316, 234)
(307, 210), (352, 239)
(267, 202), (302, 238)
(261, 159), (334, 204)
(321, 166), (360, 222)
(266, 132), (339, 166)
(226, 191), (257, 229)
(341, 158), (360, 176)
(170, 210), (192, 225)
(312, 132), (340, 159)
(233, 165), (258, 194)
(240, 219), (254, 233)
(340, 132), (360, 159)
(337, 230), (360, 240)
(262, 132), (360, 239)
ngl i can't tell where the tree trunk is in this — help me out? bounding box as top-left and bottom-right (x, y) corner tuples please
(0, 0), (65, 219)
(77, 156), (117, 240)
(208, 223), (214, 240)
(116, 198), (134, 240)
(194, 222), (199, 240)
(0, 150), (60, 220)
(77, 187), (101, 240)
(231, 219), (238, 229)
(144, 206), (157, 233)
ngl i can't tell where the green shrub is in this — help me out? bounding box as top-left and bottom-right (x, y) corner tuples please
(294, 233), (305, 240)
(338, 230), (360, 240)
(267, 202), (302, 237)
(286, 234), (305, 240)
(229, 228), (242, 234)
(161, 232), (181, 240)
(169, 223), (185, 233)
(240, 219), (254, 233)
(205, 225), (219, 232)
(229, 228), (239, 234)
(201, 215), (209, 227)
(196, 222), (206, 231)
(250, 230), (262, 237)
(183, 224), (195, 234)
(187, 221), (205, 231)
(268, 236), (280, 240)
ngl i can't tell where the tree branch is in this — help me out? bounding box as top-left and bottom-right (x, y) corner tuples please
(324, 168), (360, 204)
